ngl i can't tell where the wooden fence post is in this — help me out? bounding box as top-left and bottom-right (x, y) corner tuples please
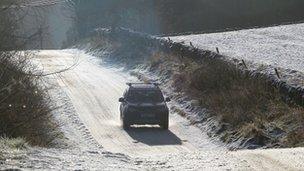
(275, 68), (281, 79)
(242, 59), (248, 69)
(190, 42), (194, 47)
(216, 47), (219, 54)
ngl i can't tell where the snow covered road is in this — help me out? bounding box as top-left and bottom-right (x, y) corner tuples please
(35, 49), (222, 157)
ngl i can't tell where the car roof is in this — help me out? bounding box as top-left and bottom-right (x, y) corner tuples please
(127, 83), (160, 90)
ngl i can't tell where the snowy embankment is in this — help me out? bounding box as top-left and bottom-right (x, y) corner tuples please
(170, 23), (304, 88)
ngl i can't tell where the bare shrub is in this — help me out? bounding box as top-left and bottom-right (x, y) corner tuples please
(0, 53), (60, 146)
(0, 1), (61, 147)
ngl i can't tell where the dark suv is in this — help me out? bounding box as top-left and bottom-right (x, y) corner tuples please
(119, 83), (170, 130)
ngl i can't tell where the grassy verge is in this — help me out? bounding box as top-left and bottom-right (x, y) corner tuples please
(148, 52), (304, 148)
(0, 137), (27, 161)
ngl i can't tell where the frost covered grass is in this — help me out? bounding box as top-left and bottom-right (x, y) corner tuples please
(0, 137), (27, 161)
(170, 23), (304, 73)
(0, 137), (27, 151)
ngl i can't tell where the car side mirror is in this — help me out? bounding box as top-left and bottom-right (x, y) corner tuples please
(119, 97), (125, 102)
(165, 97), (171, 102)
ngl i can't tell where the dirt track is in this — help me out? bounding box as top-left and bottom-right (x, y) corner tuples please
(29, 49), (304, 170)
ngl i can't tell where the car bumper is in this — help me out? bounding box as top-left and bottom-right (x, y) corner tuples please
(124, 112), (168, 125)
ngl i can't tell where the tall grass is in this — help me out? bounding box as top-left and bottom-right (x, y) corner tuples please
(0, 137), (27, 161)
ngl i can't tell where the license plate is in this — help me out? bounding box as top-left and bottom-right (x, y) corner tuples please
(141, 113), (155, 118)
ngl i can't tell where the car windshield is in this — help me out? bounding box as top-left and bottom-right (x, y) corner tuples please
(127, 89), (164, 103)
